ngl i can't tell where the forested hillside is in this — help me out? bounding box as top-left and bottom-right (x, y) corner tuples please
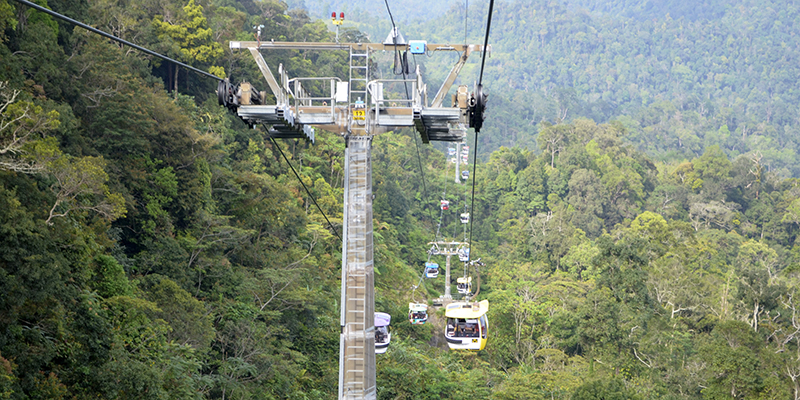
(2, 0), (800, 399)
(303, 0), (800, 178)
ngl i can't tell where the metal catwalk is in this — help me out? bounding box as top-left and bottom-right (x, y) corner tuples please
(338, 136), (376, 399)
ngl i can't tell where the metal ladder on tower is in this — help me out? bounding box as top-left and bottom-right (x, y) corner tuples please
(349, 47), (369, 135)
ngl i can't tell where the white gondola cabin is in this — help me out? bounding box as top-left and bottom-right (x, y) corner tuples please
(424, 262), (439, 278)
(460, 213), (470, 224)
(444, 300), (489, 351)
(440, 200), (449, 210)
(375, 312), (391, 354)
(448, 148), (456, 156)
(456, 276), (472, 294)
(461, 170), (469, 180)
(408, 303), (428, 325)
(458, 247), (470, 262)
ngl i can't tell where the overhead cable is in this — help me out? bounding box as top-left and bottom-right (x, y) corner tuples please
(435, 159), (449, 242)
(268, 134), (343, 242)
(413, 131), (437, 230)
(478, 0), (495, 85)
(382, 0), (436, 230)
(467, 136), (478, 254)
(464, 0), (469, 46)
(9, 0), (223, 82)
(383, 0), (396, 29)
(468, 0), (495, 256)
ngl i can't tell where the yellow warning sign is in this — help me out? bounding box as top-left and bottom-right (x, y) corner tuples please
(353, 109), (366, 120)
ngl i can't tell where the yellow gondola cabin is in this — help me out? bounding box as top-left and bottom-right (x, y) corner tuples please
(456, 276), (472, 295)
(444, 300), (489, 351)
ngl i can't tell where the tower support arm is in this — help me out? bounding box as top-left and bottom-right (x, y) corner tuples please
(231, 41), (487, 54)
(249, 48), (285, 104)
(431, 54), (468, 108)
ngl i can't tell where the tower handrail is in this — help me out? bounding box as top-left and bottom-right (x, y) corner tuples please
(288, 77), (342, 118)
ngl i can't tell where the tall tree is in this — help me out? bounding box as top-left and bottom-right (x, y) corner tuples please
(152, 0), (223, 93)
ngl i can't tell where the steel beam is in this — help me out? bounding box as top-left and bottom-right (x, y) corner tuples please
(231, 41), (488, 56)
(230, 38), (485, 400)
(248, 48), (283, 103)
(339, 136), (376, 400)
(431, 54), (468, 108)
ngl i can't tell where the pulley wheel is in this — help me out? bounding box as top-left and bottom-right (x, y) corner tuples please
(217, 79), (232, 107)
(470, 83), (487, 133)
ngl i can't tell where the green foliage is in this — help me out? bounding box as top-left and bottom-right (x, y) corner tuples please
(0, 82), (61, 173)
(698, 320), (788, 399)
(492, 366), (583, 399)
(94, 254), (132, 297)
(152, 0), (223, 92)
(139, 274), (215, 350)
(0, 0), (16, 41)
(42, 148), (127, 224)
(4, 0), (800, 398)
(0, 352), (16, 398)
(323, 0), (800, 179)
(572, 378), (642, 400)
(153, 0), (222, 64)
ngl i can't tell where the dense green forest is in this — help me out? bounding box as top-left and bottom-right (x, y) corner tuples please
(2, 0), (800, 399)
(305, 0), (800, 178)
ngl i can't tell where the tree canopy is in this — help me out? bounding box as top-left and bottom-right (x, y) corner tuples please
(2, 0), (800, 398)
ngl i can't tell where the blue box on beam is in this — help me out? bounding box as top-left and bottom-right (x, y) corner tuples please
(409, 40), (426, 54)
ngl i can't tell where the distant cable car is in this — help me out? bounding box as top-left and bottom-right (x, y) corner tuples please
(408, 303), (428, 325)
(462, 145), (469, 153)
(448, 148), (456, 156)
(461, 170), (469, 180)
(441, 200), (449, 210)
(456, 276), (472, 294)
(460, 213), (469, 224)
(425, 262), (439, 278)
(444, 300), (489, 351)
(375, 312), (391, 354)
(450, 157), (457, 163)
(458, 248), (470, 262)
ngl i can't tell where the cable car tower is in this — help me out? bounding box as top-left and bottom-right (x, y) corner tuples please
(427, 240), (470, 306)
(220, 24), (488, 400)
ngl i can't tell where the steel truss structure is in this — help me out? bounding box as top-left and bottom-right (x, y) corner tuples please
(223, 38), (487, 400)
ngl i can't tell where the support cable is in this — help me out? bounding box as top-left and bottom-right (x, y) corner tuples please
(463, 255), (469, 292)
(448, 149), (459, 243)
(410, 258), (428, 303)
(383, 0), (436, 233)
(412, 128), (436, 232)
(435, 156), (449, 242)
(463, 149), (469, 243)
(268, 134), (343, 242)
(452, 158), (463, 242)
(467, 129), (479, 256)
(10, 0), (222, 82)
(468, 0), (495, 258)
(464, 0), (469, 46)
(383, 0), (396, 29)
(470, 259), (482, 300)
(478, 0), (495, 85)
